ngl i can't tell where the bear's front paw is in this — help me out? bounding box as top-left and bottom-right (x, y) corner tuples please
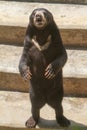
(45, 64), (56, 79)
(21, 66), (32, 81)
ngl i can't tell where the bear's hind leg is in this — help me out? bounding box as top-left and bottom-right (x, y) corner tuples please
(25, 106), (40, 128)
(55, 103), (70, 127)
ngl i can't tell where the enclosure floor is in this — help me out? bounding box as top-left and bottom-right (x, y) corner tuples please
(0, 91), (87, 129)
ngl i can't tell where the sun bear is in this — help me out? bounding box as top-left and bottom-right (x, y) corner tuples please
(19, 8), (70, 128)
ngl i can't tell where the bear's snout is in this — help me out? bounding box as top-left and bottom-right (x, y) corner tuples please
(35, 14), (42, 22)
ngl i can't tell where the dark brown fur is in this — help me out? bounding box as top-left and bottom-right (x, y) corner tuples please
(19, 8), (70, 128)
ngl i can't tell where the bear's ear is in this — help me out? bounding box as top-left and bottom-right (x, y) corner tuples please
(43, 9), (54, 23)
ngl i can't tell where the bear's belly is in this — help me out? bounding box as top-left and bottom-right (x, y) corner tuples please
(29, 46), (47, 78)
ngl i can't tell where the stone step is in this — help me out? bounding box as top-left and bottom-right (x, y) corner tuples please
(1, 0), (87, 4)
(0, 44), (87, 96)
(0, 91), (87, 128)
(0, 1), (87, 47)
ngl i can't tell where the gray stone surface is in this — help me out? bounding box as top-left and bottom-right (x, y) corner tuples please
(0, 44), (87, 78)
(0, 1), (87, 28)
(0, 1), (87, 46)
(0, 91), (87, 128)
(1, 0), (87, 4)
(0, 44), (87, 95)
(0, 1), (87, 29)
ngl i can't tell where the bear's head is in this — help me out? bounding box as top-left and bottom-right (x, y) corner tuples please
(29, 8), (53, 29)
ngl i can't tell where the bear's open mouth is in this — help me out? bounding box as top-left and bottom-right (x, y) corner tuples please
(35, 20), (44, 27)
(36, 18), (43, 25)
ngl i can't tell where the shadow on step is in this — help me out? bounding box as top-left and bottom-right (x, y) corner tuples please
(0, 119), (87, 130)
(38, 117), (87, 129)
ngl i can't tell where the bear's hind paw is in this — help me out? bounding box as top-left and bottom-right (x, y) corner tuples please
(25, 116), (37, 128)
(57, 116), (70, 127)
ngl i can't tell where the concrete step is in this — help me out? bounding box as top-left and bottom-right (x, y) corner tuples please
(1, 0), (87, 5)
(0, 44), (87, 96)
(0, 91), (87, 129)
(0, 1), (87, 47)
